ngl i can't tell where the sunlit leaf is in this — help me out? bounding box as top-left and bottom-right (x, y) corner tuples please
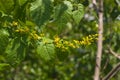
(37, 38), (55, 61)
(72, 4), (84, 24)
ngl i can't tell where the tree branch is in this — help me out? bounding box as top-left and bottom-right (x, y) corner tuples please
(108, 46), (120, 59)
(94, 0), (103, 80)
(102, 62), (120, 80)
(92, 0), (98, 13)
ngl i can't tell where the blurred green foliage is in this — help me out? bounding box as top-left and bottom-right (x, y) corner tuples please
(0, 0), (120, 80)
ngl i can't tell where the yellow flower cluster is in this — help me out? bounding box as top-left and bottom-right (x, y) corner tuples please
(15, 27), (29, 33)
(53, 34), (98, 51)
(54, 36), (68, 51)
(53, 36), (77, 51)
(11, 21), (98, 52)
(11, 21), (29, 34)
(30, 31), (45, 40)
(79, 34), (98, 45)
(12, 21), (18, 27)
(30, 33), (41, 40)
(11, 21), (45, 40)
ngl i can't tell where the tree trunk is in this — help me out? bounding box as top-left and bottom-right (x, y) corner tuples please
(94, 0), (103, 80)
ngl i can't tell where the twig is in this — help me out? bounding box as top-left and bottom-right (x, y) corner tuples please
(92, 0), (98, 14)
(108, 47), (120, 59)
(103, 58), (109, 70)
(102, 62), (120, 80)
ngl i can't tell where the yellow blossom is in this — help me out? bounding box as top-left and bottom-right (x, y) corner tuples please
(30, 33), (40, 40)
(40, 33), (44, 37)
(69, 43), (75, 48)
(12, 21), (18, 27)
(73, 40), (79, 44)
(15, 29), (20, 32)
(64, 41), (69, 45)
(94, 34), (98, 36)
(80, 41), (86, 45)
(24, 27), (29, 32)
(54, 36), (60, 43)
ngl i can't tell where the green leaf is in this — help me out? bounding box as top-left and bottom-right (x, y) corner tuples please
(5, 38), (26, 66)
(0, 0), (14, 14)
(0, 63), (10, 71)
(37, 38), (55, 61)
(63, 1), (73, 14)
(0, 29), (9, 54)
(12, 0), (30, 21)
(49, 1), (73, 34)
(30, 0), (53, 26)
(25, 20), (36, 28)
(18, 0), (28, 6)
(54, 3), (68, 20)
(72, 4), (84, 24)
(51, 2), (72, 34)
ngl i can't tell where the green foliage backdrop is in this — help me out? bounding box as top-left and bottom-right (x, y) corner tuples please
(0, 0), (120, 80)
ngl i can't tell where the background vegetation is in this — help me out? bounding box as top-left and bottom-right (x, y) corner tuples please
(0, 0), (120, 80)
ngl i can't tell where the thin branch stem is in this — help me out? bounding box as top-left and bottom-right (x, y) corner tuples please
(92, 0), (98, 13)
(102, 62), (120, 80)
(108, 47), (120, 59)
(94, 0), (103, 80)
